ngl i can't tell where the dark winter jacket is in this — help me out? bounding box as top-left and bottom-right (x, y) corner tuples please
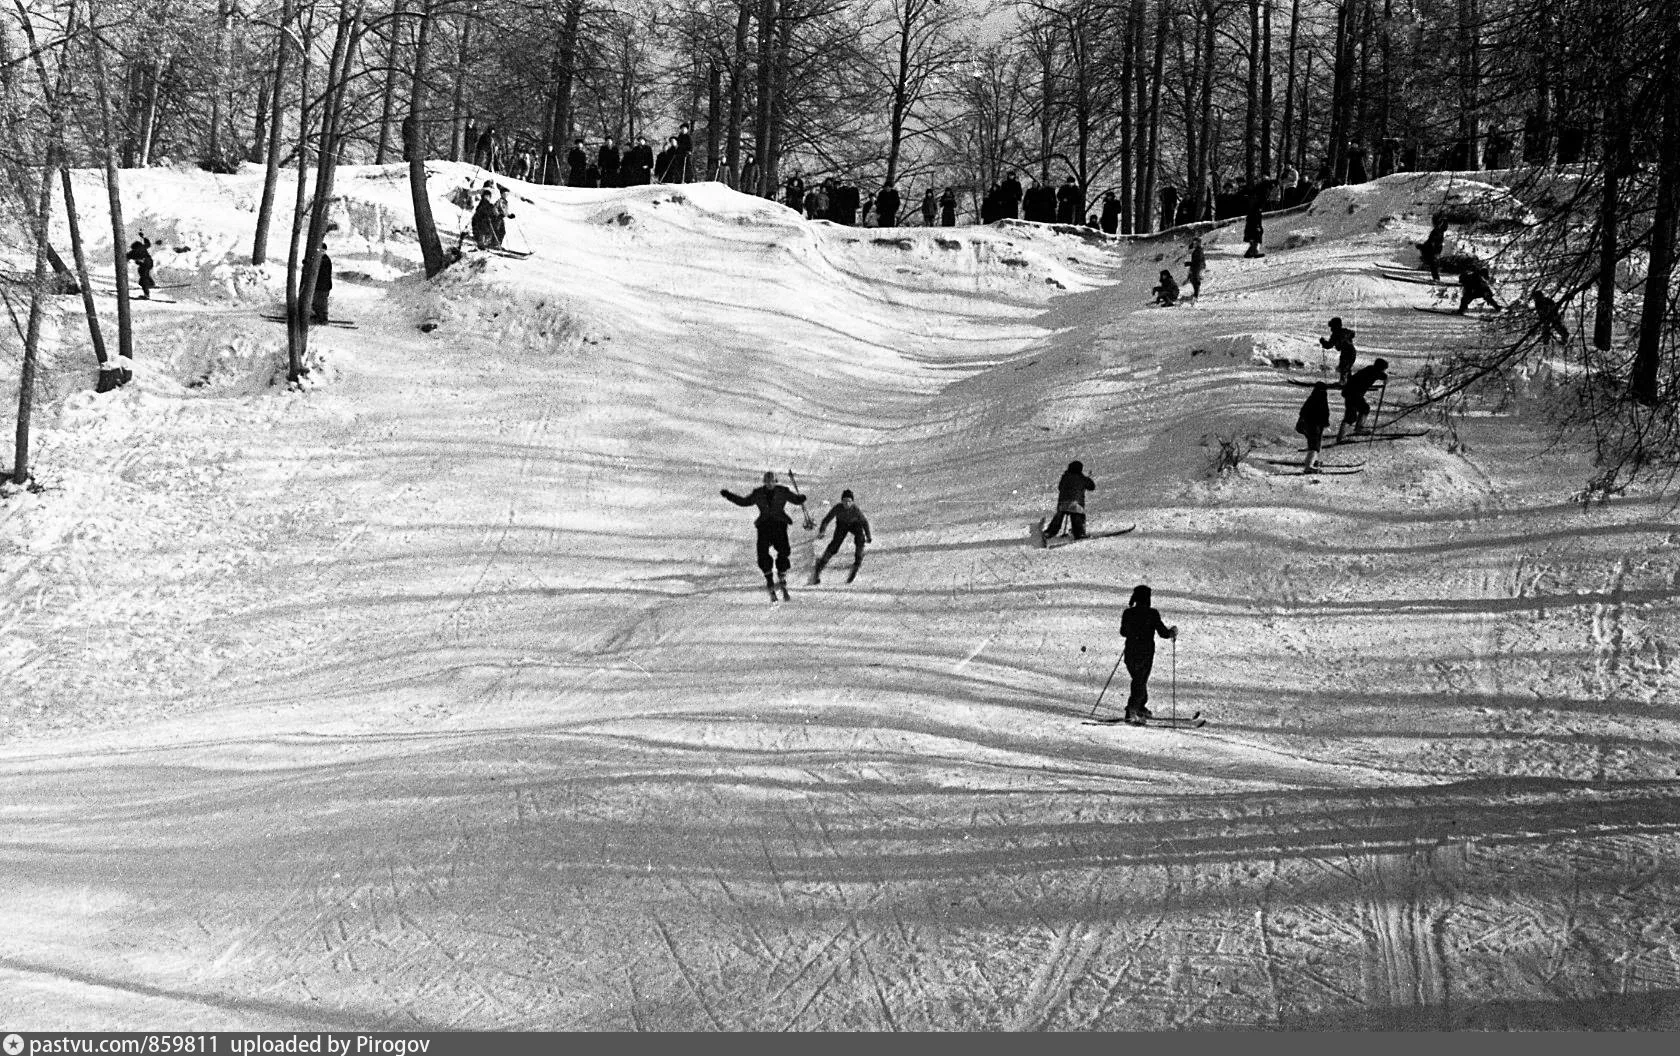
(1055, 467), (1095, 511)
(722, 484), (807, 526)
(1295, 384), (1331, 436)
(1056, 181), (1083, 225)
(1243, 202), (1264, 243)
(597, 143), (621, 184)
(315, 252), (332, 291)
(1186, 242), (1206, 276)
(939, 190), (957, 226)
(1153, 270), (1180, 306)
(1420, 219), (1448, 256)
(1320, 324), (1357, 373)
(876, 187), (900, 227)
(567, 146), (588, 186)
(626, 142), (654, 185)
(921, 191), (937, 224)
(125, 236), (154, 283)
(1345, 361), (1388, 402)
(471, 196), (506, 248)
(819, 502), (871, 541)
(1121, 604), (1175, 660)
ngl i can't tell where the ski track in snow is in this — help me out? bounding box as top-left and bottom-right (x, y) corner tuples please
(1, 166), (1679, 1029)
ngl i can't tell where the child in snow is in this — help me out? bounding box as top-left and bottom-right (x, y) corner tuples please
(1184, 238), (1206, 300)
(721, 471), (808, 598)
(1531, 289), (1569, 346)
(1045, 460), (1095, 542)
(1120, 584), (1178, 724)
(125, 233), (155, 299)
(1152, 269), (1180, 307)
(1320, 317), (1358, 384)
(1296, 382), (1332, 474)
(1336, 358), (1389, 442)
(813, 489), (872, 584)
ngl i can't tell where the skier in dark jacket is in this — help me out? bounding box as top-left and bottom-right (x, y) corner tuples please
(125, 232), (155, 299)
(1417, 214), (1448, 280)
(1320, 317), (1358, 383)
(471, 185), (508, 249)
(1243, 195), (1265, 257)
(1296, 382), (1332, 473)
(1120, 584), (1178, 723)
(875, 183), (900, 228)
(310, 244), (333, 323)
(1045, 461), (1095, 542)
(1152, 269), (1180, 307)
(1531, 289), (1569, 346)
(721, 471), (808, 598)
(1184, 237), (1206, 300)
(939, 188), (957, 227)
(1336, 358), (1389, 442)
(1456, 263), (1502, 314)
(813, 489), (872, 584)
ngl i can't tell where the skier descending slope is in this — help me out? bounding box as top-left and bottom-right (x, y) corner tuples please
(722, 471), (808, 601)
(1120, 584), (1178, 724)
(813, 489), (871, 584)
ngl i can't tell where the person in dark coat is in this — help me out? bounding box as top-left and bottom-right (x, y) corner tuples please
(1100, 191), (1121, 235)
(1417, 214), (1448, 280)
(786, 175), (806, 215)
(1320, 317), (1358, 384)
(1184, 237), (1206, 300)
(1000, 172), (1023, 219)
(654, 138), (676, 182)
(1152, 269), (1180, 307)
(1120, 584), (1178, 723)
(1347, 143), (1369, 184)
(1296, 382), (1332, 473)
(596, 136), (621, 188)
(1456, 263), (1502, 314)
(473, 125), (497, 171)
(840, 183), (861, 226)
(1243, 194), (1266, 257)
(311, 243), (333, 323)
(471, 185), (508, 249)
(1532, 289), (1569, 346)
(567, 139), (589, 186)
(626, 136), (654, 185)
(921, 188), (936, 226)
(875, 182), (900, 228)
(125, 232), (155, 299)
(1023, 178), (1056, 223)
(673, 123), (693, 183)
(1159, 185), (1180, 230)
(1336, 357), (1389, 442)
(807, 188), (823, 219)
(1056, 177), (1082, 225)
(813, 489), (872, 584)
(939, 188), (957, 227)
(1045, 460), (1095, 542)
(721, 471), (808, 597)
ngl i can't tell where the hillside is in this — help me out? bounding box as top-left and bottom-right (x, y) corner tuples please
(1, 163), (1677, 1029)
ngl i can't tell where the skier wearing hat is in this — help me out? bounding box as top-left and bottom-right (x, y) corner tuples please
(1336, 357), (1389, 442)
(1045, 460), (1095, 543)
(722, 471), (808, 600)
(471, 184), (509, 249)
(1120, 584), (1178, 724)
(1320, 317), (1358, 384)
(813, 489), (872, 584)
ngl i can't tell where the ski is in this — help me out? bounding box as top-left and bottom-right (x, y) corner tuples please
(488, 248), (532, 259)
(1332, 429), (1429, 445)
(1284, 378), (1343, 388)
(259, 314), (359, 330)
(1268, 465), (1363, 476)
(1373, 270), (1447, 287)
(1257, 456), (1364, 469)
(1045, 525), (1137, 548)
(1413, 305), (1498, 316)
(1085, 710), (1204, 728)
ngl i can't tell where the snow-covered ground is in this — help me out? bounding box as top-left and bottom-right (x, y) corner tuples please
(1, 162), (1677, 1029)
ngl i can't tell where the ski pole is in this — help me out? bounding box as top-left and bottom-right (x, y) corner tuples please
(1089, 653), (1124, 719)
(1372, 379), (1388, 434)
(1171, 635), (1178, 723)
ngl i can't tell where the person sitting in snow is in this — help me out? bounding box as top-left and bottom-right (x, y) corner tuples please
(1045, 460), (1095, 543)
(1152, 269), (1180, 307)
(1320, 317), (1358, 384)
(1531, 289), (1569, 346)
(813, 489), (872, 584)
(1120, 584), (1178, 724)
(1456, 263), (1502, 314)
(1336, 357), (1389, 443)
(721, 471), (808, 599)
(125, 232), (155, 299)
(471, 184), (509, 250)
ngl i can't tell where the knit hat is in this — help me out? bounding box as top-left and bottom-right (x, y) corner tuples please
(841, 489), (854, 499)
(762, 471), (775, 484)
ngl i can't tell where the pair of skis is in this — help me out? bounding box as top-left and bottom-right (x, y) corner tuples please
(1085, 711), (1206, 729)
(1036, 520), (1138, 549)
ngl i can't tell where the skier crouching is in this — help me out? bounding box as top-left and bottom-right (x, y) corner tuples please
(813, 489), (872, 584)
(722, 471), (807, 599)
(1120, 584), (1178, 724)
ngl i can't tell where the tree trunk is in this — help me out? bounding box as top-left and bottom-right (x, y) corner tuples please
(206, 0), (233, 169)
(376, 0), (409, 164)
(1260, 0), (1273, 177)
(765, 9), (791, 195)
(60, 170), (116, 388)
(752, 0), (777, 196)
(1196, 3), (1215, 218)
(89, 7), (134, 381)
(136, 53), (164, 168)
(253, 0), (297, 266)
(1120, 4), (1135, 233)
(1593, 6), (1622, 352)
(449, 2), (475, 161)
(1280, 0), (1299, 177)
(1629, 20), (1679, 404)
(706, 63), (722, 181)
(11, 150), (56, 483)
(1458, 0), (1481, 169)
(725, 0), (751, 187)
(885, 4), (915, 187)
(409, 0), (446, 277)
(251, 76), (271, 162)
(1141, 0), (1168, 231)
(1245, 0), (1260, 187)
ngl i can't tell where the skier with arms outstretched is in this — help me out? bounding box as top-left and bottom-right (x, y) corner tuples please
(722, 471), (808, 601)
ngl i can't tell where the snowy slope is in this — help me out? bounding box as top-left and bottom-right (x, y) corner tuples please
(1, 164), (1678, 1029)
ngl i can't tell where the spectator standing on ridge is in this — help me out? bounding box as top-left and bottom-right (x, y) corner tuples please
(876, 182), (900, 228)
(921, 188), (937, 226)
(939, 187), (957, 227)
(597, 136), (621, 188)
